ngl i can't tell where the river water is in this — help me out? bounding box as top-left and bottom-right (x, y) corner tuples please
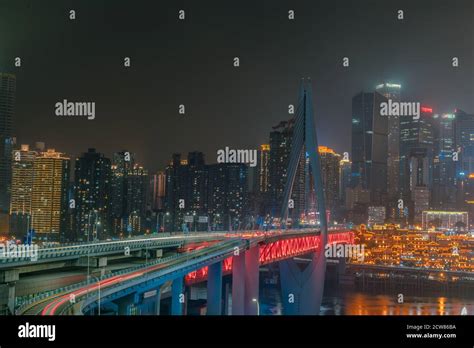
(259, 285), (474, 316)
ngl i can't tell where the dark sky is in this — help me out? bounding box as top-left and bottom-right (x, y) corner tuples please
(1, 0), (473, 172)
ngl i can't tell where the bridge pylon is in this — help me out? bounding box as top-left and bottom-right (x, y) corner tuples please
(279, 78), (328, 315)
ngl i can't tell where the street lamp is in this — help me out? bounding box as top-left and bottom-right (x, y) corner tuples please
(252, 298), (260, 316)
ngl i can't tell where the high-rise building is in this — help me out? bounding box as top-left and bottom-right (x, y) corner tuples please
(125, 164), (148, 234)
(409, 148), (430, 223)
(208, 163), (247, 230)
(164, 154), (189, 231)
(432, 113), (456, 209)
(0, 73), (16, 214)
(30, 149), (70, 241)
(110, 151), (135, 235)
(74, 148), (112, 241)
(318, 146), (341, 217)
(375, 82), (401, 200)
(150, 171), (166, 211)
(399, 107), (435, 198)
(339, 157), (351, 204)
(351, 91), (388, 204)
(256, 144), (270, 194)
(9, 144), (37, 237)
(268, 119), (305, 220)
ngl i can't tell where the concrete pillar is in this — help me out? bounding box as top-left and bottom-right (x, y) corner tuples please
(155, 287), (162, 315)
(207, 261), (223, 315)
(0, 269), (19, 315)
(115, 293), (136, 315)
(231, 252), (245, 315)
(337, 257), (346, 284)
(171, 277), (185, 315)
(224, 282), (231, 315)
(244, 246), (260, 315)
(279, 251), (326, 315)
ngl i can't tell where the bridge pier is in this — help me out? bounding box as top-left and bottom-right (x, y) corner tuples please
(115, 293), (137, 315)
(231, 246), (260, 315)
(171, 277), (185, 315)
(231, 252), (245, 315)
(207, 261), (223, 315)
(0, 269), (19, 315)
(244, 246), (260, 315)
(279, 251), (326, 315)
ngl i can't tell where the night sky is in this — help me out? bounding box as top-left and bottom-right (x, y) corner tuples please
(1, 0), (473, 173)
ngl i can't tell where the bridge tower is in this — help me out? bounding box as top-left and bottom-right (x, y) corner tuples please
(279, 78), (328, 314)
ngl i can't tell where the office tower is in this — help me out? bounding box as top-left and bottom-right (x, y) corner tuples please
(409, 148), (430, 224)
(399, 107), (435, 198)
(351, 91), (388, 205)
(125, 164), (148, 234)
(268, 119), (305, 220)
(110, 150), (135, 235)
(208, 163), (247, 230)
(454, 109), (474, 173)
(74, 148), (112, 241)
(432, 113), (456, 209)
(9, 145), (37, 237)
(187, 151), (208, 216)
(30, 149), (70, 241)
(318, 146), (341, 217)
(339, 157), (351, 204)
(375, 82), (401, 200)
(150, 171), (166, 211)
(0, 73), (16, 214)
(164, 154), (190, 231)
(256, 144), (270, 194)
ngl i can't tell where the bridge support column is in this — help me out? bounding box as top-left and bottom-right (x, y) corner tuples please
(279, 251), (326, 315)
(155, 287), (162, 315)
(0, 269), (18, 315)
(244, 246), (260, 315)
(115, 293), (136, 315)
(207, 261), (223, 315)
(231, 252), (245, 315)
(171, 277), (185, 315)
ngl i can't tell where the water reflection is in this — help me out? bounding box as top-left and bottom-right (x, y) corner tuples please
(260, 286), (474, 315)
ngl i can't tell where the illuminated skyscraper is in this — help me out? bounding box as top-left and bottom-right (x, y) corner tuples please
(150, 171), (166, 211)
(375, 82), (401, 200)
(74, 148), (112, 241)
(30, 149), (70, 241)
(9, 145), (37, 237)
(339, 157), (351, 204)
(351, 91), (388, 205)
(318, 146), (341, 217)
(0, 73), (16, 213)
(257, 144), (270, 194)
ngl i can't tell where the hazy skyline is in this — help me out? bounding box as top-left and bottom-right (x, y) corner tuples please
(1, 0), (473, 172)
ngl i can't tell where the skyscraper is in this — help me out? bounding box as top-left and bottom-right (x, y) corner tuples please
(0, 73), (16, 214)
(399, 107), (435, 197)
(110, 150), (135, 235)
(375, 82), (401, 200)
(30, 149), (70, 241)
(150, 171), (166, 211)
(339, 157), (351, 204)
(256, 144), (270, 194)
(74, 148), (112, 241)
(208, 163), (247, 230)
(351, 91), (388, 205)
(318, 146), (341, 218)
(9, 144), (37, 238)
(268, 119), (305, 220)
